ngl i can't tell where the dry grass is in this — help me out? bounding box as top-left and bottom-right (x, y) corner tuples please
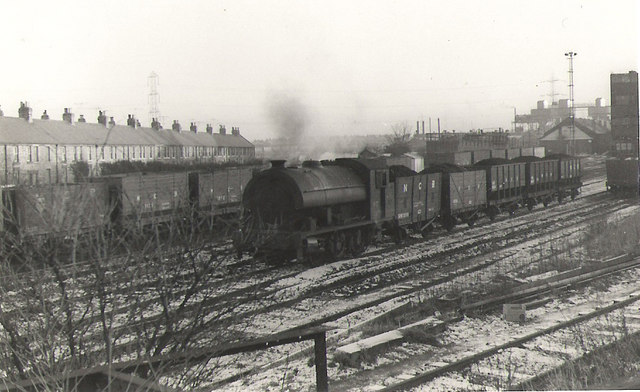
(583, 211), (640, 259)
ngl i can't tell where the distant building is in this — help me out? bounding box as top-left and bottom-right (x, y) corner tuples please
(516, 98), (610, 137)
(0, 105), (255, 185)
(539, 117), (610, 155)
(610, 71), (639, 157)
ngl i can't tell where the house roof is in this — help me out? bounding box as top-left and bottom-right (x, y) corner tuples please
(0, 116), (254, 148)
(540, 117), (609, 141)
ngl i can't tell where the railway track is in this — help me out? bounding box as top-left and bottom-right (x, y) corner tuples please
(13, 182), (621, 344)
(368, 272), (640, 391)
(6, 170), (633, 389)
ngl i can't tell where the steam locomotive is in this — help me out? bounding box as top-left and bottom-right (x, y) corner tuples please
(236, 154), (581, 264)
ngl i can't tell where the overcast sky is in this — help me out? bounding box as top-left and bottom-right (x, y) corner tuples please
(1, 0), (637, 140)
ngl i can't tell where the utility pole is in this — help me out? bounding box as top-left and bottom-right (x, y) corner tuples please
(565, 51), (577, 155)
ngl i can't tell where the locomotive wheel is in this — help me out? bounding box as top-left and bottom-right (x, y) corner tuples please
(393, 227), (407, 244)
(328, 232), (347, 259)
(349, 229), (368, 257)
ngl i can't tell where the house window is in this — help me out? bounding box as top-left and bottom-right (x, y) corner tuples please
(47, 146), (52, 162)
(14, 146), (19, 163)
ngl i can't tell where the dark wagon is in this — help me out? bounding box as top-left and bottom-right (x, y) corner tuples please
(606, 158), (639, 195)
(474, 159), (526, 217)
(426, 165), (486, 230)
(107, 172), (189, 227)
(1, 182), (110, 238)
(189, 166), (255, 218)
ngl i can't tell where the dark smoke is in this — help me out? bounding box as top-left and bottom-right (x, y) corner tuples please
(266, 92), (309, 145)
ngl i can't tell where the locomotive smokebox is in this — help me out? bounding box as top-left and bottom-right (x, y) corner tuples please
(270, 160), (286, 168)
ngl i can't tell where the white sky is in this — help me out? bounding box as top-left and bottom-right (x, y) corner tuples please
(1, 0), (638, 140)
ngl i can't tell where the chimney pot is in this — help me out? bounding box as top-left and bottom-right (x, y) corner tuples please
(172, 120), (181, 132)
(190, 122), (197, 133)
(62, 108), (73, 123)
(97, 111), (107, 126)
(19, 102), (32, 121)
(77, 114), (86, 123)
(41, 110), (49, 120)
(206, 124), (213, 134)
(108, 117), (116, 126)
(219, 125), (226, 135)
(127, 114), (136, 128)
(151, 118), (162, 130)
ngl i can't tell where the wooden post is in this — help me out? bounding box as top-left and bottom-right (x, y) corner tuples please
(314, 332), (328, 392)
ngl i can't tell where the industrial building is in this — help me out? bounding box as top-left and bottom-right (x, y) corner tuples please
(0, 103), (255, 185)
(539, 117), (611, 155)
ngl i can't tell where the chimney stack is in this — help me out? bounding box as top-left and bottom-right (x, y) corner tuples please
(172, 120), (181, 132)
(190, 122), (197, 133)
(151, 118), (162, 130)
(219, 125), (226, 135)
(0, 105), (4, 117)
(127, 114), (136, 128)
(206, 124), (213, 135)
(77, 114), (86, 123)
(108, 117), (116, 126)
(62, 108), (73, 123)
(18, 102), (32, 121)
(231, 126), (240, 136)
(41, 110), (50, 120)
(97, 111), (107, 126)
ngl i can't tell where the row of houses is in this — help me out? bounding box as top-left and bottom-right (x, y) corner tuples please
(0, 104), (255, 185)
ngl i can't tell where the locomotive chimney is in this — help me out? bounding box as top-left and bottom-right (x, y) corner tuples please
(302, 160), (321, 168)
(270, 160), (286, 168)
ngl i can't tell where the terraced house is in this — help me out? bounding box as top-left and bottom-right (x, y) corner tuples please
(0, 103), (255, 185)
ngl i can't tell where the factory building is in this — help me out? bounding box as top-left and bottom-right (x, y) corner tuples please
(0, 104), (255, 185)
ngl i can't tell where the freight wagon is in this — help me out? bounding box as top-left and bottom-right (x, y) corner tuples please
(0, 165), (260, 243)
(1, 182), (110, 239)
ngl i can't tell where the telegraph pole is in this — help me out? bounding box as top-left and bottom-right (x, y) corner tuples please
(565, 51), (577, 155)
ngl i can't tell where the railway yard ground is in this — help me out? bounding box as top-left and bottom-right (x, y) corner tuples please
(3, 154), (640, 391)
